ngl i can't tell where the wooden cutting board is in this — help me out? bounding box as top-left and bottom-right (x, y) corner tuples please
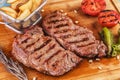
(0, 0), (120, 80)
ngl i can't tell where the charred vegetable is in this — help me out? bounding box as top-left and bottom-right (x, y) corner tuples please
(98, 10), (120, 28)
(111, 29), (120, 56)
(100, 27), (113, 56)
(118, 29), (120, 44)
(101, 27), (120, 57)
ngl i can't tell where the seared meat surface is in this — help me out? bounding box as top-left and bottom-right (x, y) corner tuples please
(42, 10), (107, 58)
(12, 26), (82, 76)
(12, 10), (108, 76)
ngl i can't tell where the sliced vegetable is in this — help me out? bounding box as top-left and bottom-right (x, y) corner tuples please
(111, 44), (120, 57)
(100, 27), (120, 57)
(118, 29), (120, 44)
(111, 28), (120, 57)
(100, 27), (113, 56)
(98, 10), (120, 28)
(81, 0), (106, 16)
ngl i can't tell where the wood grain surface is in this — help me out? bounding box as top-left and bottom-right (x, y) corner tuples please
(0, 0), (120, 80)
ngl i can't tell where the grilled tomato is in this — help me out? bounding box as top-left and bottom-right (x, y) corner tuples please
(98, 10), (120, 27)
(81, 0), (106, 16)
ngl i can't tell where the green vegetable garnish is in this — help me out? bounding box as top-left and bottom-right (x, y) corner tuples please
(100, 27), (120, 57)
(118, 29), (120, 44)
(100, 27), (113, 57)
(111, 44), (120, 57)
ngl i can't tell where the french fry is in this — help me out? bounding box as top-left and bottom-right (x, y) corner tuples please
(31, 0), (42, 11)
(5, 12), (17, 18)
(17, 10), (22, 17)
(17, 9), (30, 20)
(0, 7), (17, 15)
(1, 0), (42, 19)
(19, 0), (32, 11)
(11, 0), (28, 10)
(7, 0), (18, 3)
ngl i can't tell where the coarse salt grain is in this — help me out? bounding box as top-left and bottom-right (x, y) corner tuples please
(116, 56), (120, 60)
(74, 10), (77, 13)
(64, 13), (67, 15)
(41, 9), (45, 12)
(60, 9), (64, 12)
(98, 66), (102, 70)
(75, 21), (79, 24)
(96, 58), (100, 61)
(33, 77), (37, 80)
(88, 59), (93, 63)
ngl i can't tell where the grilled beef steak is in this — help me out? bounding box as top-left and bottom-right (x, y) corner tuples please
(42, 10), (107, 58)
(12, 26), (82, 76)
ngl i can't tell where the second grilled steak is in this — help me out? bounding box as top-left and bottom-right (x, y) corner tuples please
(12, 26), (82, 76)
(42, 10), (107, 58)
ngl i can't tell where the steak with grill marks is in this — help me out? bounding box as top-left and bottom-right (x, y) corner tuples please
(12, 26), (82, 76)
(42, 10), (107, 58)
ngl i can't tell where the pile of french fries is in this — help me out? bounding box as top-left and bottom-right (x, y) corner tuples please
(0, 0), (42, 20)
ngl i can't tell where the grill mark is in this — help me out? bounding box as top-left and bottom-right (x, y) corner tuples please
(33, 40), (55, 60)
(26, 37), (50, 54)
(77, 41), (95, 48)
(91, 2), (94, 5)
(61, 34), (72, 38)
(26, 38), (40, 48)
(46, 15), (63, 23)
(54, 30), (73, 38)
(99, 14), (115, 18)
(52, 53), (67, 68)
(55, 24), (69, 28)
(107, 14), (115, 17)
(99, 16), (106, 18)
(35, 54), (43, 60)
(55, 28), (92, 39)
(64, 32), (94, 43)
(37, 43), (63, 65)
(47, 26), (52, 29)
(48, 13), (58, 18)
(53, 25), (70, 33)
(60, 29), (76, 38)
(102, 19), (118, 23)
(21, 37), (30, 44)
(110, 19), (118, 22)
(54, 28), (70, 34)
(34, 39), (52, 52)
(101, 10), (111, 12)
(110, 20), (113, 22)
(68, 37), (89, 44)
(46, 21), (69, 29)
(75, 31), (88, 36)
(102, 21), (106, 23)
(48, 19), (64, 24)
(31, 39), (53, 61)
(46, 44), (56, 53)
(82, 2), (88, 6)
(45, 50), (62, 63)
(21, 38), (39, 49)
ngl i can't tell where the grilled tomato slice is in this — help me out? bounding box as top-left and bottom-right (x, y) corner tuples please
(98, 10), (120, 27)
(81, 0), (106, 16)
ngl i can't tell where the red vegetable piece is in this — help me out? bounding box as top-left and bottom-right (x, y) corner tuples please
(81, 0), (106, 16)
(98, 10), (120, 27)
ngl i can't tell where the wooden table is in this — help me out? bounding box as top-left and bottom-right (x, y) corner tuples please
(0, 0), (120, 80)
